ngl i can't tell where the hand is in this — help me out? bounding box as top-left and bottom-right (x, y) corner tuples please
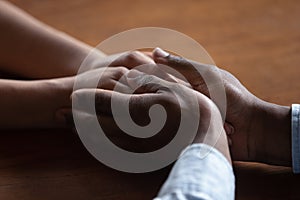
(84, 50), (155, 71)
(88, 50), (189, 87)
(152, 48), (291, 166)
(55, 51), (156, 124)
(71, 70), (231, 163)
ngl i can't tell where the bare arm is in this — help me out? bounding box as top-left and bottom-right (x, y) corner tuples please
(0, 1), (154, 129)
(0, 78), (72, 129)
(0, 1), (104, 78)
(0, 52), (153, 129)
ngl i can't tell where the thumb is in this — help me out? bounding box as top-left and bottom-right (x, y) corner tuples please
(152, 47), (209, 93)
(72, 88), (161, 117)
(71, 88), (165, 129)
(72, 89), (114, 116)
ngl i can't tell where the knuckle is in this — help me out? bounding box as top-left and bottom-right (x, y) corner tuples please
(115, 66), (128, 73)
(113, 66), (128, 77)
(126, 50), (143, 61)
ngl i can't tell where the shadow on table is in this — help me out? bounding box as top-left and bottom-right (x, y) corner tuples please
(0, 129), (299, 200)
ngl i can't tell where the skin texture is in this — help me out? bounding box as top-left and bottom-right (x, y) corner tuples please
(0, 0), (156, 129)
(152, 48), (291, 166)
(0, 51), (154, 129)
(0, 1), (290, 168)
(71, 71), (232, 163)
(0, 1), (99, 78)
(0, 1), (151, 129)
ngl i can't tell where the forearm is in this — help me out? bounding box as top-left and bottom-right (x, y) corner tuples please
(0, 78), (73, 129)
(0, 1), (105, 79)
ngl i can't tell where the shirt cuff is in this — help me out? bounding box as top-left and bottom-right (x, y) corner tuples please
(292, 104), (300, 173)
(154, 143), (235, 200)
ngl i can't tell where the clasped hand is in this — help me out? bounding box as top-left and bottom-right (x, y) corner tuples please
(69, 48), (291, 167)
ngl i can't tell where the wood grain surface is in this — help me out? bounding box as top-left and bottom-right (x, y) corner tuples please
(2, 0), (300, 199)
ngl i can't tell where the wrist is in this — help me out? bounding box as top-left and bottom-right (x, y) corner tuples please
(47, 76), (74, 102)
(0, 78), (74, 128)
(44, 77), (74, 126)
(252, 99), (291, 166)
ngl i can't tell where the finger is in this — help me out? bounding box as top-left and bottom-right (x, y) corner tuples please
(72, 89), (113, 116)
(75, 67), (132, 92)
(148, 64), (191, 88)
(115, 80), (133, 94)
(126, 70), (173, 93)
(141, 51), (153, 59)
(109, 50), (155, 69)
(108, 51), (178, 84)
(152, 47), (210, 94)
(109, 50), (182, 85)
(72, 109), (123, 137)
(102, 79), (133, 94)
(72, 88), (181, 143)
(126, 51), (184, 84)
(72, 108), (179, 153)
(138, 63), (183, 85)
(72, 88), (161, 120)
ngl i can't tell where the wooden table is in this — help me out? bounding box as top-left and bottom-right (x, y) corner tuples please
(2, 0), (300, 199)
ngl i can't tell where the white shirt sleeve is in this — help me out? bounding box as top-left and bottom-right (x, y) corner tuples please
(153, 143), (235, 200)
(292, 104), (300, 173)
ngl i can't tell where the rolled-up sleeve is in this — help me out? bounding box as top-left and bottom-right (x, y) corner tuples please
(154, 143), (235, 200)
(292, 104), (300, 173)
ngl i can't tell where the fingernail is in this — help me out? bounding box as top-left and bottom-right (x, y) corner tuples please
(153, 47), (169, 58)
